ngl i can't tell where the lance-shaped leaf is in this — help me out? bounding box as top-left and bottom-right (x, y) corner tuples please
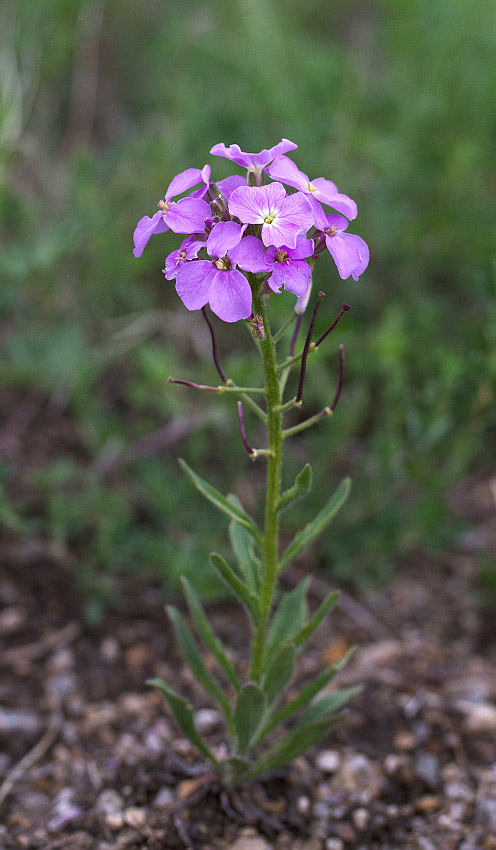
(167, 605), (234, 731)
(234, 683), (266, 755)
(247, 715), (343, 779)
(210, 553), (260, 624)
(264, 578), (310, 664)
(181, 577), (241, 691)
(252, 649), (355, 747)
(277, 463), (313, 513)
(295, 686), (361, 730)
(227, 496), (261, 594)
(279, 477), (351, 570)
(179, 459), (261, 541)
(148, 678), (219, 766)
(292, 590), (340, 648)
(261, 642), (296, 707)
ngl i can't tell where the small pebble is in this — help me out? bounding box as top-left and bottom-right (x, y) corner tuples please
(335, 754), (383, 799)
(352, 808), (369, 831)
(476, 797), (496, 833)
(153, 786), (175, 807)
(316, 750), (341, 774)
(228, 827), (273, 850)
(394, 730), (416, 751)
(105, 811), (124, 831)
(194, 708), (221, 733)
(413, 751), (440, 787)
(297, 795), (311, 814)
(123, 806), (147, 827)
(325, 840), (344, 850)
(100, 636), (120, 661)
(97, 789), (124, 815)
(460, 701), (496, 733)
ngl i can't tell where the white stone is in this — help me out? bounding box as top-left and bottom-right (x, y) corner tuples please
(316, 749), (341, 774)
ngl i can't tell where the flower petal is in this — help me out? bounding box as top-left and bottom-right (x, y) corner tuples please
(133, 211), (169, 258)
(265, 155), (309, 191)
(326, 232), (369, 280)
(229, 235), (267, 272)
(166, 168), (204, 200)
(166, 197), (210, 234)
(210, 139), (297, 169)
(175, 260), (214, 310)
(312, 179), (357, 220)
(208, 269), (253, 323)
(228, 186), (265, 224)
(269, 259), (312, 296)
(215, 175), (245, 200)
(207, 221), (243, 259)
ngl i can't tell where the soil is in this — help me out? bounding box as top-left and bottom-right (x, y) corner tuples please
(1, 392), (496, 849)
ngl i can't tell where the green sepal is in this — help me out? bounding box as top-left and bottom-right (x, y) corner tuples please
(148, 678), (219, 766)
(246, 715), (343, 779)
(252, 649), (355, 747)
(261, 642), (296, 707)
(264, 578), (310, 664)
(179, 458), (261, 541)
(234, 683), (266, 755)
(227, 496), (261, 594)
(209, 553), (260, 624)
(181, 577), (241, 691)
(277, 463), (312, 513)
(292, 590), (340, 648)
(279, 477), (351, 570)
(166, 605), (234, 732)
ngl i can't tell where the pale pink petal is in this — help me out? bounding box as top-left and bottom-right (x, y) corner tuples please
(229, 236), (267, 272)
(228, 186), (266, 224)
(326, 232), (369, 280)
(175, 260), (214, 310)
(269, 259), (311, 296)
(166, 168), (204, 199)
(208, 269), (253, 323)
(166, 197), (209, 234)
(312, 179), (357, 220)
(324, 214), (349, 232)
(287, 235), (314, 259)
(215, 175), (245, 200)
(266, 155), (309, 190)
(307, 196), (329, 230)
(133, 211), (169, 258)
(207, 221), (243, 259)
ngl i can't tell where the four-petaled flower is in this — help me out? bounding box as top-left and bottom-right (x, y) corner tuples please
(210, 139), (297, 177)
(228, 182), (313, 249)
(163, 236), (205, 280)
(262, 237), (314, 296)
(320, 214), (369, 281)
(133, 166), (211, 258)
(175, 221), (265, 323)
(267, 155), (357, 230)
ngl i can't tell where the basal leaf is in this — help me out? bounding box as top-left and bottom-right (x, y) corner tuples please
(179, 459), (261, 541)
(295, 686), (361, 729)
(264, 578), (310, 664)
(234, 683), (266, 755)
(277, 463), (312, 513)
(279, 478), (351, 569)
(148, 678), (218, 765)
(181, 577), (241, 691)
(247, 716), (343, 779)
(261, 642), (296, 707)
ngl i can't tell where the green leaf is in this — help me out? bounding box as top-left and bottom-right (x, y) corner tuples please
(253, 650), (355, 747)
(261, 642), (296, 707)
(148, 678), (219, 766)
(295, 686), (361, 729)
(209, 553), (260, 624)
(247, 716), (343, 779)
(181, 577), (241, 691)
(228, 497), (261, 594)
(264, 578), (310, 664)
(292, 591), (340, 648)
(179, 459), (261, 541)
(279, 478), (351, 569)
(167, 605), (233, 729)
(234, 683), (266, 755)
(277, 463), (313, 513)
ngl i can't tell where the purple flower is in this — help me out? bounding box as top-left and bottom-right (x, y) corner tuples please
(321, 214), (369, 281)
(133, 165), (211, 258)
(163, 236), (205, 280)
(263, 236), (313, 296)
(175, 221), (266, 323)
(210, 139), (297, 175)
(266, 155), (357, 229)
(228, 182), (313, 249)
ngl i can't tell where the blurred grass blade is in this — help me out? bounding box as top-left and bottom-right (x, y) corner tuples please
(148, 678), (219, 766)
(234, 683), (266, 755)
(277, 463), (312, 513)
(179, 459), (261, 541)
(279, 478), (351, 569)
(210, 553), (260, 623)
(264, 577), (310, 664)
(293, 590), (340, 647)
(181, 577), (241, 691)
(167, 605), (234, 731)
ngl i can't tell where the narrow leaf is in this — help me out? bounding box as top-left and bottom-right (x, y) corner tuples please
(181, 577), (241, 691)
(234, 683), (266, 755)
(148, 678), (218, 765)
(228, 495), (261, 594)
(264, 578), (310, 664)
(261, 642), (296, 707)
(295, 686), (361, 729)
(210, 553), (260, 623)
(277, 463), (313, 513)
(247, 716), (343, 779)
(279, 477), (351, 569)
(179, 459), (261, 540)
(167, 606), (233, 727)
(293, 591), (340, 648)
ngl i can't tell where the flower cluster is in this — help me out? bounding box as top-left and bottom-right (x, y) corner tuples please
(133, 140), (368, 323)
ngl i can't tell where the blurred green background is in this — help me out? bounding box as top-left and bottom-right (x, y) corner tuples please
(1, 0), (495, 618)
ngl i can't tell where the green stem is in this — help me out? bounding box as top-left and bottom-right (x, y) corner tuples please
(248, 282), (283, 682)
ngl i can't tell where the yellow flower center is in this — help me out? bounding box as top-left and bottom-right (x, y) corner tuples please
(325, 224), (339, 237)
(215, 256), (231, 271)
(264, 213), (275, 224)
(307, 182), (316, 192)
(176, 250), (187, 264)
(276, 249), (289, 263)
(158, 200), (170, 216)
